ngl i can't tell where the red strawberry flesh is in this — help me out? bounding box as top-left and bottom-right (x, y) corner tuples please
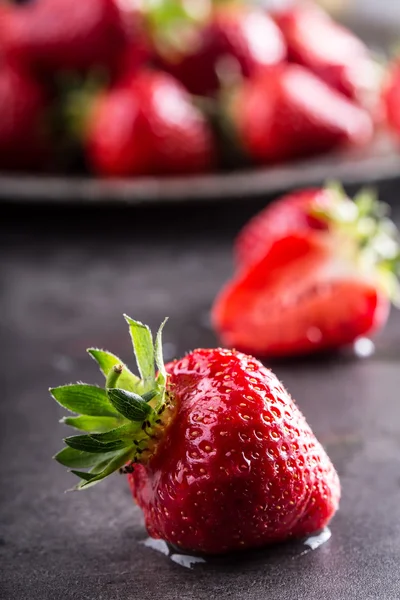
(382, 61), (400, 137)
(235, 188), (330, 270)
(214, 231), (391, 357)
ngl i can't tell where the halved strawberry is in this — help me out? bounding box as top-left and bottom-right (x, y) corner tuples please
(213, 186), (399, 357)
(235, 188), (330, 270)
(382, 59), (400, 137)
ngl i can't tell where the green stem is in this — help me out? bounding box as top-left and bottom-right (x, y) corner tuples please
(106, 364), (123, 389)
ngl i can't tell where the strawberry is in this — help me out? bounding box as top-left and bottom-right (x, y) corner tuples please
(382, 60), (400, 137)
(51, 316), (340, 554)
(0, 0), (130, 74)
(0, 63), (49, 170)
(213, 186), (399, 357)
(112, 0), (154, 84)
(85, 70), (215, 176)
(273, 3), (381, 105)
(235, 188), (330, 270)
(228, 64), (374, 165)
(157, 5), (286, 97)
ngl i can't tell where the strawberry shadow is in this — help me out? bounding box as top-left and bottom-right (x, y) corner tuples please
(164, 529), (330, 570)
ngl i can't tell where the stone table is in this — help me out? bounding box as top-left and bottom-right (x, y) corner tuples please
(1, 189), (400, 599)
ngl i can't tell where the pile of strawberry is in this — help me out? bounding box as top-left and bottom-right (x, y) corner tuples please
(2, 0), (400, 178)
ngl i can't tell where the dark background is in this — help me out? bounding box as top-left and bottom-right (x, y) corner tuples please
(1, 185), (400, 599)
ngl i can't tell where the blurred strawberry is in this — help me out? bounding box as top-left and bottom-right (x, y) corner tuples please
(84, 70), (215, 176)
(213, 186), (399, 357)
(213, 234), (391, 358)
(236, 188), (330, 270)
(382, 60), (400, 137)
(0, 0), (131, 75)
(0, 63), (49, 170)
(227, 64), (374, 165)
(112, 0), (155, 83)
(157, 5), (286, 97)
(273, 3), (382, 107)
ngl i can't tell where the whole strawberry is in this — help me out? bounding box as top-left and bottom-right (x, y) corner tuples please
(0, 0), (129, 74)
(85, 71), (215, 177)
(228, 64), (374, 165)
(273, 3), (381, 106)
(157, 5), (286, 97)
(51, 316), (340, 555)
(0, 64), (49, 170)
(213, 185), (399, 357)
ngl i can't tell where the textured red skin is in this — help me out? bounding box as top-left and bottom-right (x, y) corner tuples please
(0, 65), (49, 171)
(128, 348), (340, 554)
(382, 62), (400, 137)
(0, 0), (128, 74)
(159, 6), (286, 97)
(112, 2), (154, 85)
(273, 3), (373, 102)
(213, 234), (390, 357)
(235, 188), (330, 270)
(232, 64), (374, 165)
(86, 71), (215, 177)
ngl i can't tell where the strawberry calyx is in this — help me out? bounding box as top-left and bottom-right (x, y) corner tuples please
(310, 182), (400, 304)
(54, 69), (109, 143)
(50, 316), (174, 490)
(142, 0), (211, 61)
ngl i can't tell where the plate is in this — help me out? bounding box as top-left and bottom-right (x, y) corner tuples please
(2, 137), (400, 205)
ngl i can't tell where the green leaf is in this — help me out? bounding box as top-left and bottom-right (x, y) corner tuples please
(142, 390), (158, 403)
(155, 318), (168, 381)
(154, 318), (169, 411)
(107, 388), (153, 422)
(90, 455), (116, 474)
(87, 348), (142, 392)
(146, 0), (210, 58)
(70, 470), (97, 482)
(50, 384), (118, 417)
(124, 316), (155, 390)
(326, 180), (346, 195)
(89, 423), (136, 442)
(76, 446), (135, 489)
(64, 434), (129, 453)
(54, 446), (118, 469)
(61, 415), (123, 433)
(67, 455), (115, 484)
(87, 348), (122, 376)
(354, 187), (380, 218)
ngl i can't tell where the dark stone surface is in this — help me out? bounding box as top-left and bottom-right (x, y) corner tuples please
(1, 189), (400, 600)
